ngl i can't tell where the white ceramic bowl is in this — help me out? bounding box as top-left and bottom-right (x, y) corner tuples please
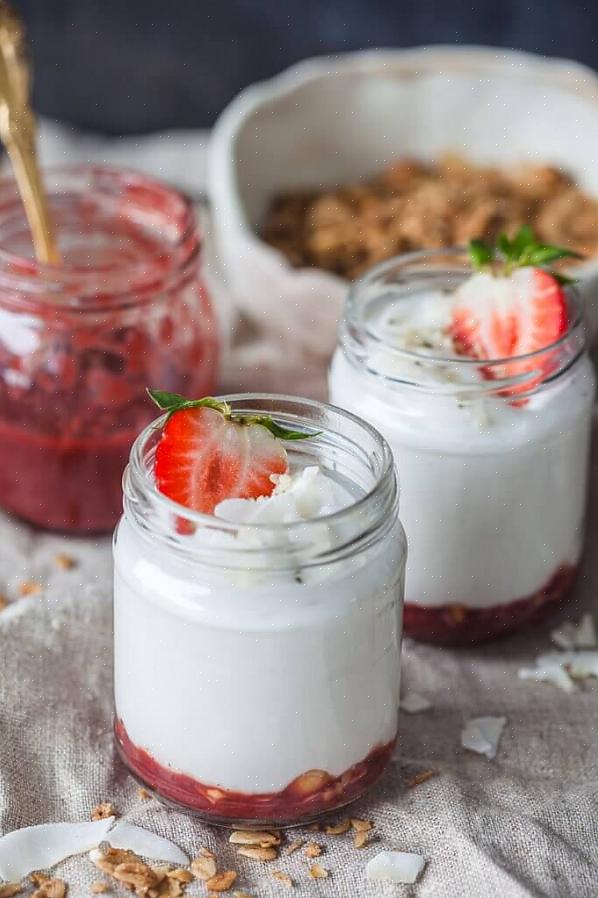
(208, 46), (598, 359)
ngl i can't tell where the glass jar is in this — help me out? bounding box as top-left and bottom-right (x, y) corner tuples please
(113, 395), (406, 827)
(0, 165), (218, 532)
(330, 250), (595, 644)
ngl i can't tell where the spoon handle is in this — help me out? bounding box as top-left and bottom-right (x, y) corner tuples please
(0, 2), (60, 265)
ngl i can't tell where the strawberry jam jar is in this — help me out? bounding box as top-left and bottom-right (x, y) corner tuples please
(330, 250), (595, 644)
(113, 396), (406, 826)
(0, 166), (217, 532)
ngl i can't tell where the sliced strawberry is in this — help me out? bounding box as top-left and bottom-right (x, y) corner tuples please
(154, 406), (289, 514)
(451, 271), (517, 360)
(509, 267), (568, 358)
(450, 267), (568, 395)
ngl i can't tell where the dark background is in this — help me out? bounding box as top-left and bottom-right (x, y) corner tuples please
(14, 0), (596, 134)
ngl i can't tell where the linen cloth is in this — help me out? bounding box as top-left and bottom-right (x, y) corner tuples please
(0, 124), (597, 898)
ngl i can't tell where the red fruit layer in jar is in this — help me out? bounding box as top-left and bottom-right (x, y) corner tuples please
(0, 166), (218, 532)
(115, 719), (395, 825)
(403, 564), (578, 645)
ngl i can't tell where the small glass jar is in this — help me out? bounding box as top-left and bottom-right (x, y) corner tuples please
(330, 250), (595, 644)
(113, 395), (406, 827)
(0, 165), (218, 532)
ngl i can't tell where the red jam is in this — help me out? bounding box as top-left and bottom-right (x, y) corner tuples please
(403, 564), (577, 645)
(115, 719), (395, 825)
(0, 166), (218, 532)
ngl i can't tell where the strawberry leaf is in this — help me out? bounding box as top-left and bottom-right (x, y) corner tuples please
(148, 389), (315, 441)
(511, 224), (535, 257)
(468, 239), (494, 269)
(497, 233), (515, 261)
(147, 389), (230, 418)
(251, 417), (315, 441)
(147, 389), (187, 410)
(526, 245), (583, 265)
(477, 227), (582, 278)
(548, 270), (576, 285)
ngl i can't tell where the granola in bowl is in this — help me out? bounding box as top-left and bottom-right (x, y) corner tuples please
(261, 156), (598, 279)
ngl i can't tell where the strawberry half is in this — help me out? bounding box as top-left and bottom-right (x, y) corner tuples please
(451, 271), (518, 360)
(509, 267), (568, 359)
(148, 391), (310, 515)
(449, 229), (576, 395)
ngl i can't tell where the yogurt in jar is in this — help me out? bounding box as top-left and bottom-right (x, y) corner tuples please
(113, 396), (406, 825)
(330, 250), (595, 644)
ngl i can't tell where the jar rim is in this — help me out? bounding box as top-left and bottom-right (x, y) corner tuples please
(0, 164), (199, 309)
(123, 394), (400, 568)
(343, 247), (587, 397)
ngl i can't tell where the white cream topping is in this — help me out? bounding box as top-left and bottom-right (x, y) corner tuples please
(368, 291), (484, 390)
(376, 290), (457, 354)
(194, 466), (356, 577)
(214, 465), (351, 524)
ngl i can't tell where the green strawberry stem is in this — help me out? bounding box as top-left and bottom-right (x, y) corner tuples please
(148, 389), (314, 441)
(468, 226), (582, 281)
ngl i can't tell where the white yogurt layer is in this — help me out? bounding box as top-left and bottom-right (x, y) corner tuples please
(330, 290), (595, 609)
(114, 465), (404, 794)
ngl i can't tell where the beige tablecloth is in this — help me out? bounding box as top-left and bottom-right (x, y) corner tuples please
(0, 123), (597, 898)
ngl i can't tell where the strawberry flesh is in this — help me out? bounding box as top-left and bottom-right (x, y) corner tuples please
(509, 268), (568, 358)
(154, 406), (289, 514)
(450, 267), (568, 392)
(451, 271), (517, 360)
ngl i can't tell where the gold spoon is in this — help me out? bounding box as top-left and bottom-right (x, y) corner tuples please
(0, 1), (59, 264)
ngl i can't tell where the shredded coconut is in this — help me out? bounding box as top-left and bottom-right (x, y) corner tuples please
(551, 614), (597, 651)
(366, 850), (425, 884)
(461, 716), (506, 760)
(0, 818), (114, 881)
(400, 690), (432, 713)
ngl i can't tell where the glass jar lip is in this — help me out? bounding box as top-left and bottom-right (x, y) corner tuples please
(345, 247), (586, 376)
(126, 393), (397, 540)
(0, 164), (199, 307)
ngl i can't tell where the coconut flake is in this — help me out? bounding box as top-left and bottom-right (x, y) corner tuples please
(461, 716), (506, 760)
(519, 642), (598, 692)
(538, 650), (598, 680)
(567, 652), (598, 679)
(365, 850), (425, 884)
(399, 690), (432, 713)
(106, 822), (188, 864)
(0, 818), (114, 881)
(551, 614), (597, 651)
(518, 659), (577, 693)
(215, 466), (351, 524)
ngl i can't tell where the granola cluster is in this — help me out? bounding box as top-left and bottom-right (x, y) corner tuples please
(91, 847), (192, 898)
(261, 156), (598, 279)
